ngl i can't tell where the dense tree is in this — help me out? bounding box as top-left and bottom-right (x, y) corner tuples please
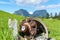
(58, 12), (60, 19)
(58, 12), (60, 17)
(53, 12), (60, 19)
(51, 13), (53, 18)
(54, 12), (58, 18)
(46, 13), (49, 18)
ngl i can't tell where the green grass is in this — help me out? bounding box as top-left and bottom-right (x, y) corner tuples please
(0, 10), (60, 40)
(0, 10), (25, 40)
(42, 19), (60, 40)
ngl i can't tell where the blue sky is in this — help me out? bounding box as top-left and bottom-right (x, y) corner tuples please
(0, 0), (60, 15)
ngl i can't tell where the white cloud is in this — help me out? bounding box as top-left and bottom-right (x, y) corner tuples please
(0, 0), (48, 6)
(35, 3), (60, 10)
(1, 0), (60, 10)
(0, 0), (15, 4)
(0, 1), (10, 4)
(15, 0), (48, 5)
(47, 3), (60, 8)
(29, 12), (33, 14)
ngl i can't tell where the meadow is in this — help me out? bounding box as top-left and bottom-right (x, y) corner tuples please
(0, 10), (25, 40)
(42, 19), (60, 40)
(0, 10), (60, 40)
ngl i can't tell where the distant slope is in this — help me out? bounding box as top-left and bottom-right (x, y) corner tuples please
(14, 9), (29, 17)
(0, 10), (25, 40)
(0, 10), (25, 21)
(14, 9), (48, 17)
(33, 10), (48, 17)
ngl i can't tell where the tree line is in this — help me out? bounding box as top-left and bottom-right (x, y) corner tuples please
(46, 12), (60, 19)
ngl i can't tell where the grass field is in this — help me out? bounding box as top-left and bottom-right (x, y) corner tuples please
(42, 19), (60, 40)
(0, 10), (25, 40)
(0, 10), (60, 40)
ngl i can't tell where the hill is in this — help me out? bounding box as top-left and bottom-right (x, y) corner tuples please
(0, 10), (25, 40)
(42, 19), (60, 40)
(0, 10), (60, 40)
(33, 10), (48, 17)
(14, 9), (48, 17)
(14, 9), (29, 17)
